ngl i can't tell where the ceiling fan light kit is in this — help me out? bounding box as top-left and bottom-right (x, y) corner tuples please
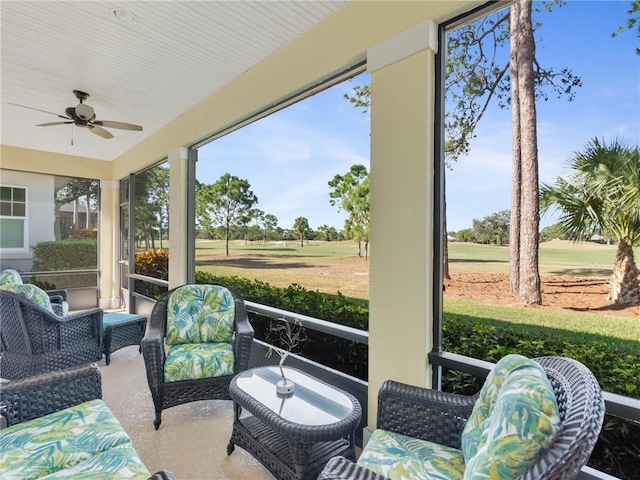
(11, 90), (143, 140)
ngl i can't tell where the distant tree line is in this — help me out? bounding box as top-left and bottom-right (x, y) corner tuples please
(451, 210), (611, 245)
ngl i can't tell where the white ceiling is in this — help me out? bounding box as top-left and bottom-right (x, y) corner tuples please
(0, 1), (346, 161)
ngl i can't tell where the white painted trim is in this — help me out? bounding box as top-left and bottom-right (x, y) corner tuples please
(367, 19), (437, 74)
(168, 146), (188, 163)
(100, 180), (119, 190)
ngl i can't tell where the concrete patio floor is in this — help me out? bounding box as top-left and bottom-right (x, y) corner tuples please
(99, 345), (275, 480)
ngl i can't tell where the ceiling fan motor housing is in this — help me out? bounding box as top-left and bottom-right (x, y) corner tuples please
(74, 102), (95, 121)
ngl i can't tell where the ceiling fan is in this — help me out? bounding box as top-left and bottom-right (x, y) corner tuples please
(10, 90), (143, 139)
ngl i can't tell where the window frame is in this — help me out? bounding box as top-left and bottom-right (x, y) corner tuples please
(0, 184), (28, 252)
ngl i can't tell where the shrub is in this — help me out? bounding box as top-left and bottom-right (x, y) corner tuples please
(31, 239), (97, 288)
(70, 228), (98, 239)
(134, 249), (169, 299)
(32, 239), (97, 270)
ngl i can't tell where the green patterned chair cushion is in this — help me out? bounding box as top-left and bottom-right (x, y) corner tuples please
(0, 268), (23, 285)
(461, 354), (561, 480)
(165, 284), (235, 345)
(357, 429), (466, 480)
(0, 282), (54, 313)
(164, 342), (235, 382)
(0, 399), (151, 480)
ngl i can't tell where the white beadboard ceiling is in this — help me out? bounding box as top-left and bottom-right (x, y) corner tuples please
(0, 1), (346, 162)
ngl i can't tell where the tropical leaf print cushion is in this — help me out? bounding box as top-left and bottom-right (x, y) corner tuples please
(165, 284), (235, 345)
(164, 342), (235, 382)
(461, 354), (561, 480)
(0, 399), (150, 480)
(357, 429), (465, 480)
(0, 268), (23, 285)
(0, 283), (54, 313)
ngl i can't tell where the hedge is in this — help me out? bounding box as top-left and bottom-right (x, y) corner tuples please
(32, 239), (97, 270)
(31, 239), (97, 289)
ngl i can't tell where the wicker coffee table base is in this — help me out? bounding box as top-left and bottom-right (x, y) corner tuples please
(228, 415), (356, 480)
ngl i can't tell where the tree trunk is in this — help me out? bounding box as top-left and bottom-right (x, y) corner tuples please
(609, 239), (640, 305)
(72, 200), (79, 234)
(85, 194), (91, 229)
(364, 239), (369, 261)
(225, 223), (230, 256)
(515, 0), (542, 305)
(509, 4), (521, 294)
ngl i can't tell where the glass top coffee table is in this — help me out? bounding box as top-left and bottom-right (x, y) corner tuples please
(228, 366), (362, 480)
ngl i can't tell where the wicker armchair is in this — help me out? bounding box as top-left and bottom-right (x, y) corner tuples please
(0, 288), (102, 380)
(141, 284), (254, 429)
(319, 356), (605, 480)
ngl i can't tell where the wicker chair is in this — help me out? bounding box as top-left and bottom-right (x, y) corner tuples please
(0, 288), (103, 380)
(319, 356), (605, 480)
(141, 284), (254, 429)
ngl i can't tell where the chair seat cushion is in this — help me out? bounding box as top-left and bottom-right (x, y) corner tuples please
(357, 429), (465, 480)
(0, 399), (151, 480)
(461, 354), (561, 480)
(165, 285), (235, 345)
(164, 342), (235, 382)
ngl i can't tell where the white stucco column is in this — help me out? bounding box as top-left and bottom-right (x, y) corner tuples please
(367, 19), (438, 430)
(99, 180), (119, 309)
(168, 147), (189, 289)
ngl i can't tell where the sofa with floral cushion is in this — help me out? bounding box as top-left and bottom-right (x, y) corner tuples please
(142, 283), (254, 429)
(319, 355), (605, 480)
(0, 272), (102, 380)
(0, 363), (175, 480)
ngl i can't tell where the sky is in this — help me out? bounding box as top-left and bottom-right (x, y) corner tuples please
(197, 0), (639, 232)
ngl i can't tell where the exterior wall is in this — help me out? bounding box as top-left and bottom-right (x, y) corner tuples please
(0, 169), (54, 271)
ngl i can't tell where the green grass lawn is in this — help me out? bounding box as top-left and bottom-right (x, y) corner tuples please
(194, 238), (638, 345)
(448, 240), (631, 277)
(195, 239), (358, 257)
(444, 297), (640, 353)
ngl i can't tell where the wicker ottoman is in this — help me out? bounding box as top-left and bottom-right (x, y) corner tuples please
(102, 312), (147, 365)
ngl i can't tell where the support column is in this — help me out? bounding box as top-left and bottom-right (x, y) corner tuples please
(168, 147), (189, 289)
(367, 19), (438, 430)
(99, 180), (119, 309)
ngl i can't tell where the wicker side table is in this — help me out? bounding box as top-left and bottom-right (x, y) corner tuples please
(102, 312), (147, 365)
(228, 366), (361, 480)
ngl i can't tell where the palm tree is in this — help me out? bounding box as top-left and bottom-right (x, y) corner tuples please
(540, 137), (640, 305)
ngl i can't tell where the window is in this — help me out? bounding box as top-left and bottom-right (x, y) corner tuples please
(0, 185), (27, 250)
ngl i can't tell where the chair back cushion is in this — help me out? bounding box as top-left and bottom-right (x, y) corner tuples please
(0, 269), (23, 285)
(0, 283), (54, 313)
(165, 284), (235, 345)
(461, 354), (561, 479)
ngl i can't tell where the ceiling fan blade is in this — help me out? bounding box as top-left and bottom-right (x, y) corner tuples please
(8, 102), (70, 120)
(36, 121), (73, 127)
(93, 120), (143, 131)
(88, 124), (114, 139)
